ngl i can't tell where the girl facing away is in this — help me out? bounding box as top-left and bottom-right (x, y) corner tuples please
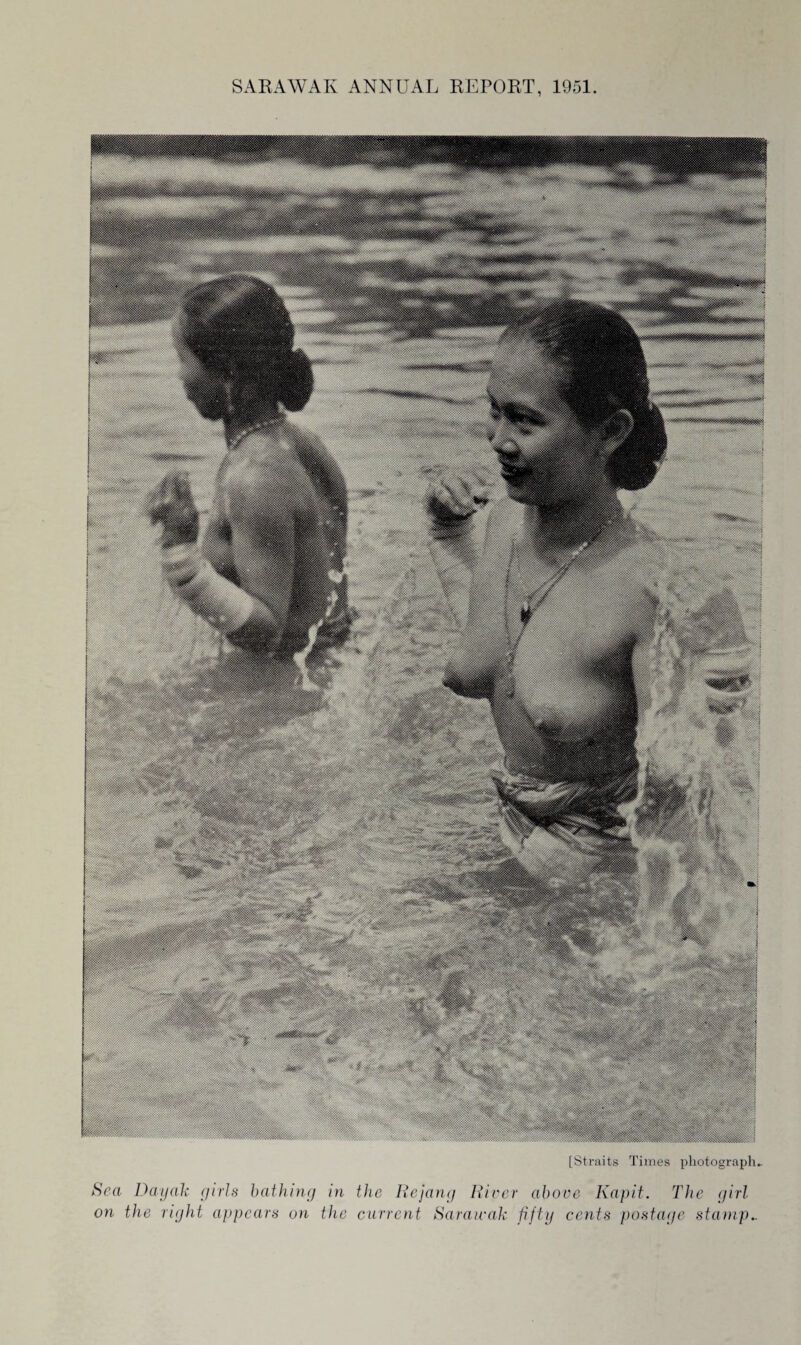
(427, 300), (752, 937)
(146, 274), (349, 656)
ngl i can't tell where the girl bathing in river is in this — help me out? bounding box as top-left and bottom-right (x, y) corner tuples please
(146, 275), (349, 656)
(427, 301), (753, 924)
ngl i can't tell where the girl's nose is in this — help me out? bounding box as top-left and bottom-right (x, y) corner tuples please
(489, 419), (517, 454)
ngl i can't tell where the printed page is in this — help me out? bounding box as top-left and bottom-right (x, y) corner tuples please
(2, 2), (798, 1342)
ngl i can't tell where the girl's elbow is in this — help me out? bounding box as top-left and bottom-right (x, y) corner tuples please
(443, 659), (464, 695)
(228, 594), (284, 651)
(443, 653), (486, 699)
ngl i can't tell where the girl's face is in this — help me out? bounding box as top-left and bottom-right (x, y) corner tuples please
(486, 339), (608, 507)
(171, 314), (226, 421)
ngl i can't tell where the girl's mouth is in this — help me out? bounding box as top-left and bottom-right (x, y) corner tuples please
(499, 460), (527, 481)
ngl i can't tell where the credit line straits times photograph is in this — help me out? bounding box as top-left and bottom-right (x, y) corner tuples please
(84, 135), (763, 1142)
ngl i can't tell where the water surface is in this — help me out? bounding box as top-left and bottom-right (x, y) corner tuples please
(85, 148), (763, 1139)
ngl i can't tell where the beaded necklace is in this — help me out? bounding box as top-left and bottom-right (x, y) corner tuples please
(227, 414), (286, 453)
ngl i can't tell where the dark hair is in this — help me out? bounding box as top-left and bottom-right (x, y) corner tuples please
(179, 274), (313, 414)
(503, 300), (667, 489)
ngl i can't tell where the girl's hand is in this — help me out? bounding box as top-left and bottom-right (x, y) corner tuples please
(144, 471), (199, 546)
(425, 469), (492, 524)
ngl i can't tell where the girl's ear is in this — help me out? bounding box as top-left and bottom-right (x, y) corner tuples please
(600, 408), (634, 454)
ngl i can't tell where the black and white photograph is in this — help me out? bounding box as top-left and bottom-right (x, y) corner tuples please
(84, 134), (764, 1142)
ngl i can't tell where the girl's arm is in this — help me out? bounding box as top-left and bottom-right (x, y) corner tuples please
(428, 510), (490, 628)
(425, 469), (493, 628)
(147, 466), (298, 651)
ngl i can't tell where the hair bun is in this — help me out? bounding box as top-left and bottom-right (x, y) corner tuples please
(607, 401), (667, 490)
(278, 347), (314, 412)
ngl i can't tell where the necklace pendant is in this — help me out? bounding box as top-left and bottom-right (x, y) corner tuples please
(520, 599), (531, 624)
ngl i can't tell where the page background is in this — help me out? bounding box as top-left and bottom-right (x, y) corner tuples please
(3, 2), (798, 1340)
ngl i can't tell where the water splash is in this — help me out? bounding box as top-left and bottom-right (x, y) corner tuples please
(341, 550), (424, 720)
(293, 559), (349, 691)
(293, 620), (323, 691)
(627, 553), (757, 956)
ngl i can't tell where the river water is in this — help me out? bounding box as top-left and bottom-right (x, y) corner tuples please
(84, 147), (763, 1140)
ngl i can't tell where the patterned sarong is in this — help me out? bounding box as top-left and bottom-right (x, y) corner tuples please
(490, 760), (639, 884)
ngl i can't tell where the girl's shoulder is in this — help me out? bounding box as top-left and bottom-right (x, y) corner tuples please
(224, 433), (313, 516)
(617, 516), (667, 585)
(602, 519), (666, 633)
(281, 418), (348, 494)
(620, 524), (749, 654)
(280, 416), (332, 463)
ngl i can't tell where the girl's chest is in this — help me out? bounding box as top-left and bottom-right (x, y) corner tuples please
(470, 551), (638, 681)
(201, 482), (235, 575)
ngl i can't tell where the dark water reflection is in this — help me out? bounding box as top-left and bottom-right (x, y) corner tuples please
(84, 149), (762, 1139)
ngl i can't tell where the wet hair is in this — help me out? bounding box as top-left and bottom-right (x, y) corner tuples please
(503, 300), (667, 489)
(178, 274), (313, 414)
